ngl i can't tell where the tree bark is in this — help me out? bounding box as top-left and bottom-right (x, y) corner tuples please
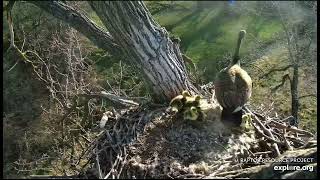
(291, 64), (299, 126)
(89, 1), (198, 102)
(29, 1), (198, 102)
(276, 3), (301, 126)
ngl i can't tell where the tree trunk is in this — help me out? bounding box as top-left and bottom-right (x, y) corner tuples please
(89, 1), (198, 102)
(29, 1), (198, 102)
(276, 3), (301, 127)
(291, 64), (299, 126)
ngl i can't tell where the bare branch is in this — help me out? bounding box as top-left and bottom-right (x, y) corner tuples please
(268, 119), (314, 137)
(3, 1), (16, 14)
(299, 94), (317, 99)
(243, 106), (281, 156)
(259, 65), (292, 79)
(78, 91), (140, 107)
(273, 2), (296, 64)
(300, 37), (314, 60)
(7, 60), (19, 72)
(271, 74), (291, 93)
(6, 3), (16, 48)
(29, 1), (122, 56)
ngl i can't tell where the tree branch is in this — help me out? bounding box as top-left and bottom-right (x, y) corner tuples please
(299, 94), (317, 99)
(3, 1), (16, 13)
(300, 36), (313, 59)
(271, 74), (291, 93)
(5, 1), (16, 49)
(273, 2), (296, 64)
(29, 1), (123, 56)
(78, 91), (140, 107)
(259, 65), (293, 79)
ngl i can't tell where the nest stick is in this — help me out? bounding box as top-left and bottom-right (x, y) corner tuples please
(243, 107), (281, 156)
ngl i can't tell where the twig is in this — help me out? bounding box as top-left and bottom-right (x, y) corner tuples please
(259, 65), (292, 79)
(243, 107), (281, 156)
(79, 91), (139, 107)
(117, 147), (128, 179)
(271, 74), (291, 93)
(268, 120), (314, 137)
(253, 151), (273, 156)
(251, 120), (284, 145)
(96, 151), (103, 179)
(279, 116), (294, 123)
(7, 60), (19, 72)
(6, 2), (16, 48)
(104, 151), (120, 179)
(282, 129), (293, 150)
(299, 94), (317, 99)
(285, 136), (306, 147)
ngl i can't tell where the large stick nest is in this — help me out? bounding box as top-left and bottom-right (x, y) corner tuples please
(74, 94), (317, 179)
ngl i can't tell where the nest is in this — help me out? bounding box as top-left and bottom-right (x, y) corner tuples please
(74, 100), (316, 179)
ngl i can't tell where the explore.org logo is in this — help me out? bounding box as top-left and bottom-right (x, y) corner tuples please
(238, 157), (315, 172)
(274, 164), (314, 172)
